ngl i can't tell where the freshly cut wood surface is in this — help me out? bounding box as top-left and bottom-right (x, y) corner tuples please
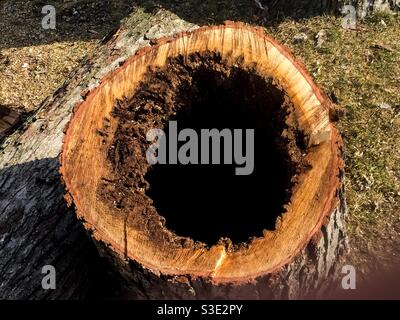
(61, 22), (346, 299)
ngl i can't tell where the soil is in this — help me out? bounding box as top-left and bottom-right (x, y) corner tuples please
(98, 51), (309, 248)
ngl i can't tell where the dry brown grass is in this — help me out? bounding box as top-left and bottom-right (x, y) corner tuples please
(264, 13), (400, 277)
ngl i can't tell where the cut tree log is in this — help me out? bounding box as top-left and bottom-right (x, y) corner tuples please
(60, 22), (347, 299)
(0, 3), (353, 299)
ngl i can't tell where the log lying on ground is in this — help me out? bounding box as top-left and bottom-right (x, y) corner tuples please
(61, 22), (347, 299)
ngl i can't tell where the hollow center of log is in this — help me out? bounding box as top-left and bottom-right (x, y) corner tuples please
(106, 51), (307, 246)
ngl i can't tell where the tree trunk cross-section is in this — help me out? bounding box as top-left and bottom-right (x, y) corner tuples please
(61, 22), (347, 299)
(0, 4), (353, 299)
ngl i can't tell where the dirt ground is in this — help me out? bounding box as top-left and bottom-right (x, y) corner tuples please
(1, 0), (399, 293)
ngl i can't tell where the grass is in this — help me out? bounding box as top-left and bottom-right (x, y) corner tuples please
(263, 14), (400, 275)
(0, 0), (131, 110)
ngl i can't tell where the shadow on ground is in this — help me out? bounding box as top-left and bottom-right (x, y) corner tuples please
(0, 0), (341, 50)
(0, 0), (133, 49)
(137, 0), (341, 26)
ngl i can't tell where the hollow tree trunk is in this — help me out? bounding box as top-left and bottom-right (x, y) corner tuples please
(61, 22), (347, 300)
(0, 6), (349, 300)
